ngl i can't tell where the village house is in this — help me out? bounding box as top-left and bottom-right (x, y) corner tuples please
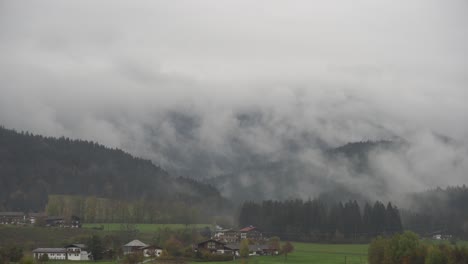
(213, 228), (240, 243)
(141, 245), (163, 257)
(0, 212), (81, 228)
(32, 248), (67, 260)
(239, 225), (263, 241)
(46, 215), (81, 228)
(223, 243), (279, 256)
(122, 240), (162, 257)
(32, 244), (90, 261)
(212, 225), (264, 243)
(123, 240), (148, 255)
(28, 212), (47, 224)
(0, 212), (25, 224)
(195, 239), (232, 255)
(65, 244), (91, 261)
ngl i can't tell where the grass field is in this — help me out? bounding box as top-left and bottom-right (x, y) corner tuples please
(82, 223), (212, 232)
(41, 260), (118, 264)
(422, 238), (468, 247)
(189, 243), (369, 264)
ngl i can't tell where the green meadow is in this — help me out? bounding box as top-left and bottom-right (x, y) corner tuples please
(48, 262), (114, 264)
(190, 242), (369, 264)
(82, 223), (212, 232)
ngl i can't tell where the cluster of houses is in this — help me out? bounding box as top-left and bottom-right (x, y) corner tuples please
(195, 239), (278, 256)
(32, 240), (163, 261)
(212, 225), (263, 243)
(31, 225), (276, 261)
(0, 212), (81, 228)
(195, 225), (279, 256)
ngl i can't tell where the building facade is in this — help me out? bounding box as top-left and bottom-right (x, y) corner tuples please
(32, 248), (67, 260)
(65, 244), (90, 261)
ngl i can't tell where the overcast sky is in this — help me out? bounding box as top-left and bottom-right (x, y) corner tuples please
(1, 0), (467, 197)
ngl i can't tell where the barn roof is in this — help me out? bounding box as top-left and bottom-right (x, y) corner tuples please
(65, 244), (86, 249)
(0, 212), (24, 216)
(123, 240), (148, 248)
(197, 239), (226, 246)
(32, 248), (66, 253)
(239, 225), (256, 232)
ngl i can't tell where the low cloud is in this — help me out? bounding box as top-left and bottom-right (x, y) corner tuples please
(0, 0), (467, 202)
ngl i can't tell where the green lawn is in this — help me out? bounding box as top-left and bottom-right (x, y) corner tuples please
(82, 223), (212, 232)
(48, 262), (115, 264)
(190, 243), (369, 264)
(422, 238), (468, 247)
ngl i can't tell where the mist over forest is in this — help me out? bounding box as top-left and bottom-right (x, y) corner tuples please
(0, 0), (467, 239)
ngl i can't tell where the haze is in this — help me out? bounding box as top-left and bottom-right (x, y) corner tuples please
(1, 0), (467, 202)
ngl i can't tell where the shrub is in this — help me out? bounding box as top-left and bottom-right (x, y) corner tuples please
(122, 253), (143, 264)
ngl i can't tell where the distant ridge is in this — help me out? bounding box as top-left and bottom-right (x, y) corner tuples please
(0, 126), (227, 214)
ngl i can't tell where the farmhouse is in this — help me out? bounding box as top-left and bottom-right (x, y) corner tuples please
(46, 215), (81, 228)
(29, 212), (47, 224)
(212, 225), (264, 243)
(0, 211), (81, 228)
(213, 228), (239, 243)
(123, 240), (148, 255)
(0, 212), (25, 224)
(224, 243), (279, 256)
(32, 248), (67, 260)
(122, 240), (162, 257)
(33, 244), (91, 261)
(239, 225), (263, 241)
(141, 245), (163, 257)
(195, 239), (232, 255)
(65, 244), (91, 260)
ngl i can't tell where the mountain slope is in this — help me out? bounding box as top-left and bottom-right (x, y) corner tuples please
(0, 126), (227, 213)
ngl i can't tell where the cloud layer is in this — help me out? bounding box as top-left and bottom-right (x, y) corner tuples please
(1, 0), (467, 202)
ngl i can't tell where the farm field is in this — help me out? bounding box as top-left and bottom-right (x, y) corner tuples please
(422, 238), (468, 247)
(189, 242), (369, 264)
(82, 223), (212, 232)
(41, 260), (115, 264)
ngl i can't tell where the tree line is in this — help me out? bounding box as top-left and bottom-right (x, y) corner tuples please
(239, 199), (403, 242)
(0, 126), (230, 219)
(46, 194), (209, 224)
(369, 231), (468, 264)
(402, 186), (468, 240)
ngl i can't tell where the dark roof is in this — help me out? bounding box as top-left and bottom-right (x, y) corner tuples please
(249, 245), (270, 251)
(141, 245), (162, 250)
(224, 244), (274, 251)
(123, 240), (148, 248)
(239, 225), (256, 232)
(29, 213), (47, 217)
(65, 244), (86, 249)
(0, 212), (24, 216)
(46, 216), (64, 221)
(197, 239), (226, 246)
(225, 243), (240, 250)
(215, 228), (233, 232)
(32, 248), (66, 253)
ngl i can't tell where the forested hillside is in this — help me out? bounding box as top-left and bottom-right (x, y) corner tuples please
(239, 199), (403, 242)
(240, 188), (468, 241)
(402, 186), (468, 239)
(0, 126), (229, 221)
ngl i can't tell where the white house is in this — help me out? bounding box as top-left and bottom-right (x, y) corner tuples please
(32, 248), (67, 260)
(142, 245), (163, 257)
(33, 244), (90, 261)
(65, 244), (91, 261)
